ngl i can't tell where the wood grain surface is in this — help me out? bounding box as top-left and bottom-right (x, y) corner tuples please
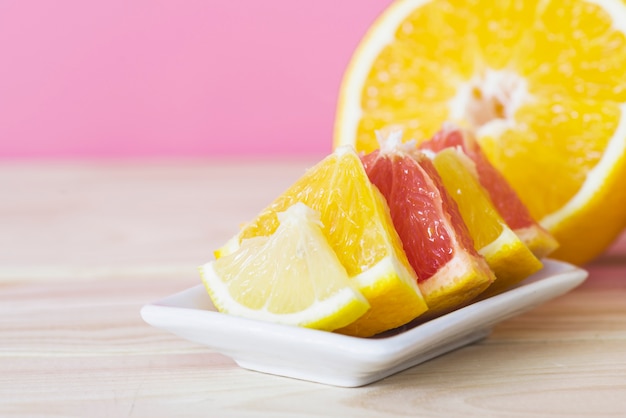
(1, 160), (625, 417)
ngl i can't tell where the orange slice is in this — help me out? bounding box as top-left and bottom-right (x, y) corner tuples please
(334, 0), (626, 264)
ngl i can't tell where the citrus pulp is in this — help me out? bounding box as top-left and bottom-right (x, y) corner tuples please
(216, 146), (428, 337)
(333, 0), (626, 264)
(431, 147), (543, 292)
(420, 125), (559, 259)
(361, 132), (495, 314)
(201, 203), (370, 331)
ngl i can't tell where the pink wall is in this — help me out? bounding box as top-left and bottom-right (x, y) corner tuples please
(0, 1), (391, 158)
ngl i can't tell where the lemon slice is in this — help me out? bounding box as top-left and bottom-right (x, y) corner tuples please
(432, 148), (543, 293)
(201, 203), (370, 331)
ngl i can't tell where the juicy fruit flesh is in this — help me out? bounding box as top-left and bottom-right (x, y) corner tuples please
(480, 103), (618, 223)
(360, 140), (495, 315)
(362, 150), (449, 281)
(342, 0), (626, 223)
(208, 142), (545, 334)
(361, 147), (476, 282)
(234, 147), (405, 278)
(432, 149), (504, 250)
(420, 127), (537, 231)
(204, 203), (370, 331)
(431, 147), (543, 288)
(220, 207), (350, 312)
(420, 126), (559, 259)
(216, 146), (428, 337)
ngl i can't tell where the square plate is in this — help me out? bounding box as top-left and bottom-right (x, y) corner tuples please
(141, 259), (587, 387)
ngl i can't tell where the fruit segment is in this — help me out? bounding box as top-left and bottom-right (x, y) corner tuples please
(206, 139), (550, 334)
(215, 146), (428, 337)
(361, 133), (495, 315)
(201, 203), (370, 331)
(431, 148), (543, 293)
(420, 125), (559, 259)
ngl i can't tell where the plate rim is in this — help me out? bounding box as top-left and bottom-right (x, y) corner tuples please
(140, 259), (588, 386)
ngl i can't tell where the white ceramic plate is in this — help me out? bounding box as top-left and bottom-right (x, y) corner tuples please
(141, 259), (587, 387)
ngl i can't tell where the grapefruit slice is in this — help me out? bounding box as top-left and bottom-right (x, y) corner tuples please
(420, 125), (559, 259)
(360, 132), (495, 314)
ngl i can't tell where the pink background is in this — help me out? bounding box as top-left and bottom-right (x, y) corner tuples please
(0, 1), (391, 158)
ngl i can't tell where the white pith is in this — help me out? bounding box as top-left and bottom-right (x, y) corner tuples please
(376, 130), (417, 154)
(478, 224), (521, 258)
(350, 254), (419, 292)
(448, 69), (529, 138)
(418, 249), (485, 297)
(336, 0), (626, 229)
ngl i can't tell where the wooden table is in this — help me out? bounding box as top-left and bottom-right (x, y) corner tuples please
(2, 159), (626, 417)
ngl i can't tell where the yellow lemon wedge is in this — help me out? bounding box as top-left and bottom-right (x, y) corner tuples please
(201, 203), (370, 331)
(432, 148), (543, 293)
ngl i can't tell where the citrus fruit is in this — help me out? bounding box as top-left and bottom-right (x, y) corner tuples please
(431, 147), (543, 293)
(420, 125), (559, 259)
(333, 0), (626, 265)
(216, 146), (428, 337)
(360, 132), (495, 314)
(200, 203), (370, 331)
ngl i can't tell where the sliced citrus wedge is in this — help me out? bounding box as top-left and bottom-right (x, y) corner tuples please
(431, 148), (543, 293)
(360, 132), (494, 315)
(201, 203), (370, 331)
(420, 125), (559, 259)
(334, 0), (626, 264)
(216, 146), (427, 337)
